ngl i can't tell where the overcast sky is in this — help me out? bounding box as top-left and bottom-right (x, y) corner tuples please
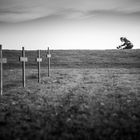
(0, 0), (140, 50)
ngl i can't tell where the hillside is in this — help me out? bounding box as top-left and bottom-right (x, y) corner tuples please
(3, 49), (140, 69)
(1, 50), (140, 140)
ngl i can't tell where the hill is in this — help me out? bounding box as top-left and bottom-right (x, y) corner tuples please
(1, 50), (140, 140)
(3, 49), (140, 69)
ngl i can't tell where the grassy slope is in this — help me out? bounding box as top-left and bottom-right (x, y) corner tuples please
(3, 49), (140, 69)
(0, 49), (140, 140)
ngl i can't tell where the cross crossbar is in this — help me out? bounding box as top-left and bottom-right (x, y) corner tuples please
(36, 58), (42, 62)
(0, 58), (7, 63)
(47, 54), (51, 58)
(20, 57), (28, 62)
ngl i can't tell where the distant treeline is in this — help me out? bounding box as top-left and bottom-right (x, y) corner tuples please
(3, 49), (140, 69)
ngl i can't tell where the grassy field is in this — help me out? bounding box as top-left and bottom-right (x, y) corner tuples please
(0, 50), (140, 140)
(3, 49), (140, 69)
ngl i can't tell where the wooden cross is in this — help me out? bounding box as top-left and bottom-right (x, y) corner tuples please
(19, 47), (28, 87)
(47, 47), (51, 77)
(0, 45), (7, 95)
(36, 50), (42, 83)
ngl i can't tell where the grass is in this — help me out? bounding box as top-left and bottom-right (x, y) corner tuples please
(0, 49), (140, 139)
(3, 49), (140, 69)
(0, 67), (140, 140)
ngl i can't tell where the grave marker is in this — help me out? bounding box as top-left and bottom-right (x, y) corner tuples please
(47, 47), (51, 77)
(19, 47), (28, 87)
(36, 50), (42, 83)
(0, 45), (7, 95)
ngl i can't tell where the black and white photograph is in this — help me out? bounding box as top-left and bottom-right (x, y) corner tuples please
(0, 0), (140, 139)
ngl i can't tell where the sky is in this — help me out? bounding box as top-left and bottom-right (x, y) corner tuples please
(0, 0), (140, 50)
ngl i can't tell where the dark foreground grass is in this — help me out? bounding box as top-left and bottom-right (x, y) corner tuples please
(0, 68), (140, 140)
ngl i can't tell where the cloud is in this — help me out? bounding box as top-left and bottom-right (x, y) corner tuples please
(0, 0), (140, 23)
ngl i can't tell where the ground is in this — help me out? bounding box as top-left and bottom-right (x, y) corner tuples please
(0, 68), (140, 140)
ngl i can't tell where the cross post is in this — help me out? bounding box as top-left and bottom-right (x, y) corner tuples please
(47, 47), (51, 77)
(0, 45), (7, 95)
(19, 47), (28, 87)
(36, 50), (42, 83)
